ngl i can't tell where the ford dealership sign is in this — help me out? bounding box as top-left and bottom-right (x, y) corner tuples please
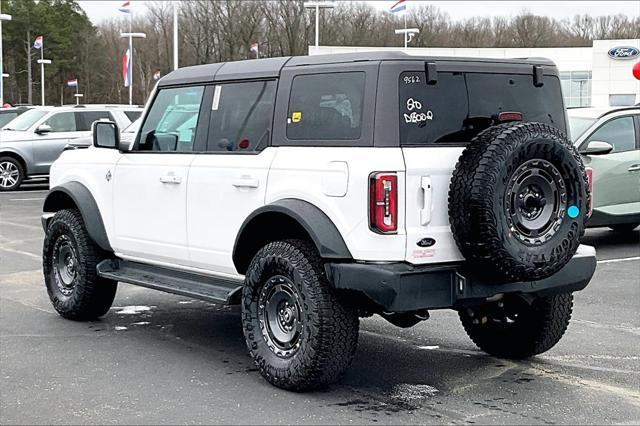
(608, 46), (640, 60)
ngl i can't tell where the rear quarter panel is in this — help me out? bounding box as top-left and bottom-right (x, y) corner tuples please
(266, 147), (407, 261)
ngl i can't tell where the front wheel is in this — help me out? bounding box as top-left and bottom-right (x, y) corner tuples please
(242, 239), (359, 391)
(43, 209), (117, 320)
(459, 293), (573, 359)
(0, 157), (25, 191)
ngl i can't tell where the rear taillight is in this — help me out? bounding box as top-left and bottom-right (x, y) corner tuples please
(585, 167), (593, 217)
(369, 173), (398, 234)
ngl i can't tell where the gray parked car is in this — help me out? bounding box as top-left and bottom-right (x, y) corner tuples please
(0, 105), (141, 190)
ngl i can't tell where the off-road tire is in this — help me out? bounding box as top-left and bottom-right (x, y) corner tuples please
(459, 293), (573, 359)
(242, 239), (359, 391)
(449, 122), (589, 282)
(0, 156), (25, 192)
(43, 209), (117, 320)
(609, 223), (639, 233)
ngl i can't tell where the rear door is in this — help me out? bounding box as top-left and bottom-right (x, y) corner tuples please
(186, 80), (278, 275)
(399, 65), (568, 264)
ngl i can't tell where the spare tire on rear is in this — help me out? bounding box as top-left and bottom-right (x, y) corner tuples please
(448, 122), (589, 282)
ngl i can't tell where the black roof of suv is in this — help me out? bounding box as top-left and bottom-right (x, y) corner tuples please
(159, 51), (557, 87)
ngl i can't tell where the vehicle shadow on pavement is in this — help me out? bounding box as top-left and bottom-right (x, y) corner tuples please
(103, 295), (519, 397)
(581, 227), (640, 254)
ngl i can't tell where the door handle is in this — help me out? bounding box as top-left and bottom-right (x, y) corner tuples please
(232, 177), (260, 189)
(420, 176), (432, 225)
(628, 164), (640, 172)
(159, 174), (182, 184)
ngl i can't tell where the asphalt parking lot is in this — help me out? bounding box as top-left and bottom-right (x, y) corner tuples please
(1, 183), (639, 425)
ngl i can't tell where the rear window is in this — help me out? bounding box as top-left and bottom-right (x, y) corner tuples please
(287, 72), (365, 140)
(76, 111), (114, 131)
(124, 110), (142, 121)
(399, 71), (566, 145)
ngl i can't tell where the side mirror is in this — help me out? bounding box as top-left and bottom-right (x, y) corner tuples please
(92, 121), (120, 149)
(35, 124), (52, 135)
(580, 140), (613, 156)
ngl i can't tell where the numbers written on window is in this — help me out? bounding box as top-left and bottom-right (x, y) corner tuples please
(287, 72), (365, 141)
(138, 86), (205, 152)
(207, 81), (276, 152)
(587, 116), (637, 153)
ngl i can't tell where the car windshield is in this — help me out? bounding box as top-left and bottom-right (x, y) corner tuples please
(123, 117), (141, 133)
(567, 116), (597, 141)
(0, 112), (19, 128)
(2, 109), (49, 131)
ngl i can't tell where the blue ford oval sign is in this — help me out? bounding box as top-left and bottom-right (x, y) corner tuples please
(608, 46), (640, 60)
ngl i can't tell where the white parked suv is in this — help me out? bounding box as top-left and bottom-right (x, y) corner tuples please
(41, 53), (597, 391)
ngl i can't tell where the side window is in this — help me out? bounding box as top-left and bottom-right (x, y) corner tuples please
(76, 111), (113, 131)
(138, 86), (204, 152)
(44, 112), (77, 132)
(287, 72), (365, 140)
(587, 116), (636, 153)
(124, 110), (142, 121)
(207, 80), (276, 152)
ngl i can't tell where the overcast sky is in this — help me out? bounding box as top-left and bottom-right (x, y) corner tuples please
(78, 1), (640, 24)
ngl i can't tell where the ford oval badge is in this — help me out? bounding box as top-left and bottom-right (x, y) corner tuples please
(417, 237), (436, 248)
(608, 46), (640, 60)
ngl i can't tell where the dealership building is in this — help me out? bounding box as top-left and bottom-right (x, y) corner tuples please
(310, 39), (640, 108)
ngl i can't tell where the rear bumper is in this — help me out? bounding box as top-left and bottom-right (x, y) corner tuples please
(325, 245), (596, 312)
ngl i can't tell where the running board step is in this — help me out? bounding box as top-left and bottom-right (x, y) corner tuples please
(96, 259), (243, 304)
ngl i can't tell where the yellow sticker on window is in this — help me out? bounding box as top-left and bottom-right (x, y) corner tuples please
(291, 112), (302, 123)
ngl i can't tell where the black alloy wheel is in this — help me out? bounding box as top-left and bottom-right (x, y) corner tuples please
(505, 159), (567, 245)
(258, 275), (304, 358)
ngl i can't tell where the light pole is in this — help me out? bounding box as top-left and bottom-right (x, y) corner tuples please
(0, 11), (12, 107)
(173, 2), (179, 70)
(303, 1), (335, 52)
(120, 32), (146, 105)
(37, 57), (52, 106)
(395, 28), (419, 51)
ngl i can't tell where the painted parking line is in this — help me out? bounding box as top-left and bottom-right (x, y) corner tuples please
(0, 221), (42, 230)
(1, 189), (48, 194)
(0, 246), (40, 260)
(597, 256), (640, 264)
(8, 197), (46, 201)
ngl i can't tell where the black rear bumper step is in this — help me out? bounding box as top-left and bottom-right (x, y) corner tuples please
(325, 246), (596, 312)
(96, 259), (243, 304)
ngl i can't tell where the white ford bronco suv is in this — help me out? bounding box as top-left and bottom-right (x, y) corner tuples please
(41, 52), (596, 391)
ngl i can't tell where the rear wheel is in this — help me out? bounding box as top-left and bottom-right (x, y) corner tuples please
(0, 157), (25, 191)
(609, 223), (639, 233)
(459, 293), (573, 359)
(242, 239), (359, 391)
(43, 209), (117, 320)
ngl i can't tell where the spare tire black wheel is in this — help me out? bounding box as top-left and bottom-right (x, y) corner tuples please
(448, 122), (589, 282)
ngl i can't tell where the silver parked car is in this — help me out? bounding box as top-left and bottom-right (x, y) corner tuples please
(0, 105), (141, 190)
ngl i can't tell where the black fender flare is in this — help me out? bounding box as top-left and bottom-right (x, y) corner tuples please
(233, 199), (352, 272)
(43, 181), (112, 252)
